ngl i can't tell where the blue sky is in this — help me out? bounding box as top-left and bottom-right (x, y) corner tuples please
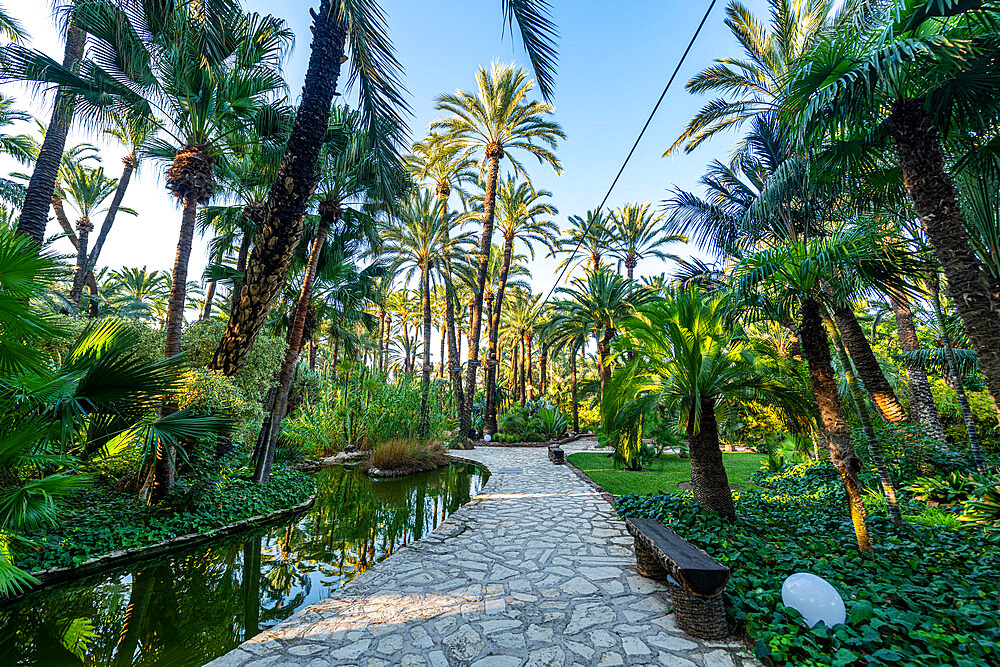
(3, 0), (753, 295)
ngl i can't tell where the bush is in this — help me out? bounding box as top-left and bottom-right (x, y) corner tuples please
(619, 453), (1000, 666)
(905, 472), (980, 505)
(176, 367), (266, 447)
(181, 319), (285, 402)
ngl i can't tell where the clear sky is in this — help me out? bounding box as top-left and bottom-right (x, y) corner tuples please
(2, 0), (754, 297)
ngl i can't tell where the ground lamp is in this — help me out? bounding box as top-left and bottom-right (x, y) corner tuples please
(781, 573), (846, 628)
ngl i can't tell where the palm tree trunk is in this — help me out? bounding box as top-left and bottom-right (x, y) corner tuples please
(70, 218), (92, 309)
(891, 99), (1000, 416)
(51, 194), (78, 248)
(598, 327), (614, 403)
(686, 398), (735, 520)
(253, 203), (336, 484)
(519, 334), (528, 407)
(832, 304), (907, 423)
(484, 296), (497, 434)
(211, 0), (347, 375)
(164, 194), (199, 358)
(826, 315), (903, 526)
(800, 297), (872, 553)
(929, 280), (987, 473)
(419, 262), (433, 438)
(527, 334), (534, 398)
(459, 147), (503, 447)
(80, 154), (136, 294)
(201, 280), (217, 320)
(17, 22), (86, 247)
(510, 338), (518, 401)
(886, 289), (947, 440)
(540, 341), (548, 395)
(570, 347), (579, 432)
(486, 236), (515, 433)
(376, 309), (385, 372)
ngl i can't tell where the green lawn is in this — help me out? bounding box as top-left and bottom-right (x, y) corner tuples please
(567, 451), (764, 497)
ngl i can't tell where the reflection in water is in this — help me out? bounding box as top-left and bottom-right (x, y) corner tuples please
(0, 461), (487, 666)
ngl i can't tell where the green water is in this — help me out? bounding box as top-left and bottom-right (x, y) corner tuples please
(0, 461), (487, 666)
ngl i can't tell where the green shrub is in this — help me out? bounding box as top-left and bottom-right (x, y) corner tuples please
(181, 319), (285, 401)
(176, 367), (265, 447)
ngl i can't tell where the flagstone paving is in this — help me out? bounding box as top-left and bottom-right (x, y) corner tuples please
(210, 442), (755, 667)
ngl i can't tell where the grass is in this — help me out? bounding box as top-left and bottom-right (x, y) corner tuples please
(566, 451), (763, 497)
(362, 439), (450, 477)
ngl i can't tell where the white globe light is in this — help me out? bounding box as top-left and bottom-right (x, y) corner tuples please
(483, 434), (492, 442)
(781, 573), (846, 628)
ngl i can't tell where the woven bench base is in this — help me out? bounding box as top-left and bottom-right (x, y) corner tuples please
(634, 538), (729, 640)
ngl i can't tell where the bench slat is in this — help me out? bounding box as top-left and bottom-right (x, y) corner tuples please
(626, 517), (729, 597)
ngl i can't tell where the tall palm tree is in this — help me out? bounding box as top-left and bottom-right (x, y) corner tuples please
(478, 175), (557, 432)
(608, 202), (685, 280)
(59, 163), (132, 309)
(556, 209), (610, 274)
(549, 270), (650, 402)
(404, 133), (477, 417)
(254, 107), (406, 484)
(787, 0), (1000, 417)
(211, 0), (560, 382)
(75, 110), (160, 305)
(383, 191), (469, 437)
(9, 1), (87, 246)
(733, 229), (921, 552)
(432, 62), (564, 444)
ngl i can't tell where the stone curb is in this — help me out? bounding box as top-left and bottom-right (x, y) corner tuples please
(12, 494), (317, 601)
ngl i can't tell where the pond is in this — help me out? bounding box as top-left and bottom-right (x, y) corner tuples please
(0, 460), (488, 666)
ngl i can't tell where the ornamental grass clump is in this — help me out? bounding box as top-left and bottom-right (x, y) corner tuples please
(362, 439), (450, 478)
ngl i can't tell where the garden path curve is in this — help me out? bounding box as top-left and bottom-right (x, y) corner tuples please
(209, 442), (755, 667)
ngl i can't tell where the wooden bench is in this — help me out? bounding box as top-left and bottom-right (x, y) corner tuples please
(625, 517), (731, 639)
(547, 445), (565, 464)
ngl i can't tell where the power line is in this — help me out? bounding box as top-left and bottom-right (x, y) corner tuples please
(538, 0), (719, 310)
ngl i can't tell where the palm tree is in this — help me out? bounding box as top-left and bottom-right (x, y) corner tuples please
(59, 163), (131, 309)
(404, 133), (477, 417)
(103, 267), (171, 323)
(541, 315), (587, 431)
(608, 202), (685, 280)
(382, 190), (468, 437)
(432, 62), (564, 444)
(254, 108), (406, 484)
(556, 209), (610, 274)
(77, 110), (160, 304)
(549, 270), (650, 402)
(732, 229), (921, 552)
(606, 288), (807, 513)
(9, 2), (87, 246)
(787, 0), (1000, 417)
(211, 0), (560, 382)
(478, 175), (557, 432)
(665, 0), (838, 156)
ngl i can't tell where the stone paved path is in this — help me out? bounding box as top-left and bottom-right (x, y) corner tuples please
(210, 443), (755, 667)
